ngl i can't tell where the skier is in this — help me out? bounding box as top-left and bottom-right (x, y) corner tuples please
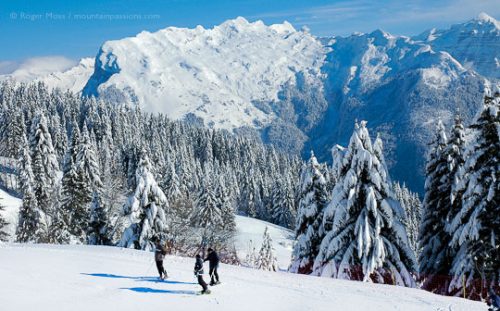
(194, 254), (210, 294)
(154, 238), (168, 280)
(489, 288), (500, 311)
(204, 247), (221, 285)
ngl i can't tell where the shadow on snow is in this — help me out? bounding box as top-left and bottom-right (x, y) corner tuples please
(81, 273), (197, 285)
(121, 287), (199, 295)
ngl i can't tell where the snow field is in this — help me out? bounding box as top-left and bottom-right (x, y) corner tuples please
(0, 244), (485, 311)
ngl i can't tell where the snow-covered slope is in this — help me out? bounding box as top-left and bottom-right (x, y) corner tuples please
(0, 57), (94, 93)
(415, 12), (500, 79)
(38, 57), (95, 93)
(83, 17), (325, 130)
(0, 244), (485, 311)
(235, 215), (293, 269)
(0, 188), (294, 265)
(0, 188), (21, 241)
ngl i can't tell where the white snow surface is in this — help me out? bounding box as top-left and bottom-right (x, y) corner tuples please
(234, 215), (294, 270)
(0, 188), (21, 241)
(0, 243), (485, 311)
(83, 17), (326, 129)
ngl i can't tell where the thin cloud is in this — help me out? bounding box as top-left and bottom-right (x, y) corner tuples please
(248, 0), (499, 36)
(1, 56), (77, 81)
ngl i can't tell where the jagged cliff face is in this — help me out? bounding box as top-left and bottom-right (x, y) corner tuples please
(414, 13), (500, 79)
(83, 17), (327, 131)
(2, 14), (498, 193)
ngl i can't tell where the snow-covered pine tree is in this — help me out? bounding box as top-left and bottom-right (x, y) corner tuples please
(270, 177), (295, 229)
(29, 113), (60, 238)
(313, 121), (416, 287)
(245, 240), (258, 268)
(88, 191), (111, 245)
(419, 120), (456, 294)
(16, 116), (45, 243)
(119, 150), (169, 250)
(290, 151), (329, 274)
(216, 175), (236, 233)
(161, 158), (182, 203)
(257, 227), (278, 271)
(54, 127), (89, 243)
(445, 114), (466, 229)
(0, 199), (8, 241)
(448, 92), (500, 300)
(76, 123), (103, 191)
(393, 182), (421, 256)
(192, 164), (223, 229)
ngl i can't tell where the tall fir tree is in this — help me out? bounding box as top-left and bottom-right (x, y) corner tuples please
(16, 116), (44, 243)
(419, 120), (456, 294)
(290, 151), (329, 274)
(448, 93), (500, 299)
(29, 113), (60, 240)
(270, 177), (296, 229)
(313, 121), (416, 287)
(192, 164), (223, 229)
(119, 150), (169, 250)
(88, 190), (111, 245)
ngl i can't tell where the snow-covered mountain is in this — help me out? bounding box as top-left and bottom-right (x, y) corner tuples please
(307, 28), (486, 192)
(2, 14), (498, 193)
(414, 12), (500, 79)
(0, 243), (485, 311)
(83, 17), (326, 132)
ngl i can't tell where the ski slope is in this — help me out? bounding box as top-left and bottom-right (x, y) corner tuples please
(0, 244), (485, 311)
(234, 215), (294, 270)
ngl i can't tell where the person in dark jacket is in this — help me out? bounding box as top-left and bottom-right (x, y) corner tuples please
(204, 247), (220, 285)
(194, 254), (210, 294)
(154, 240), (168, 280)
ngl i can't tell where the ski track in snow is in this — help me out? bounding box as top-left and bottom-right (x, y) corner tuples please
(0, 244), (486, 311)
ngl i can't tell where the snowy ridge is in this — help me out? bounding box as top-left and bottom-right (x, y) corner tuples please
(414, 12), (500, 79)
(0, 58), (94, 93)
(83, 17), (326, 130)
(0, 244), (485, 311)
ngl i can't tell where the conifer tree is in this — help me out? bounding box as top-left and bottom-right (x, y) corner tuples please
(29, 113), (60, 234)
(119, 150), (169, 250)
(216, 175), (236, 232)
(271, 178), (295, 229)
(446, 114), (466, 229)
(192, 164), (223, 229)
(290, 151), (328, 274)
(88, 191), (111, 245)
(419, 120), (456, 294)
(313, 121), (416, 287)
(257, 227), (278, 271)
(448, 93), (500, 299)
(16, 117), (45, 242)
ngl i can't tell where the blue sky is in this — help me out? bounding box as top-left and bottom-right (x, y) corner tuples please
(0, 0), (498, 68)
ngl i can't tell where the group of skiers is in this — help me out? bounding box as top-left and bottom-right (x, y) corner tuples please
(154, 239), (220, 295)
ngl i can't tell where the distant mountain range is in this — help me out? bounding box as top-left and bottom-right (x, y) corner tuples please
(1, 13), (498, 193)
